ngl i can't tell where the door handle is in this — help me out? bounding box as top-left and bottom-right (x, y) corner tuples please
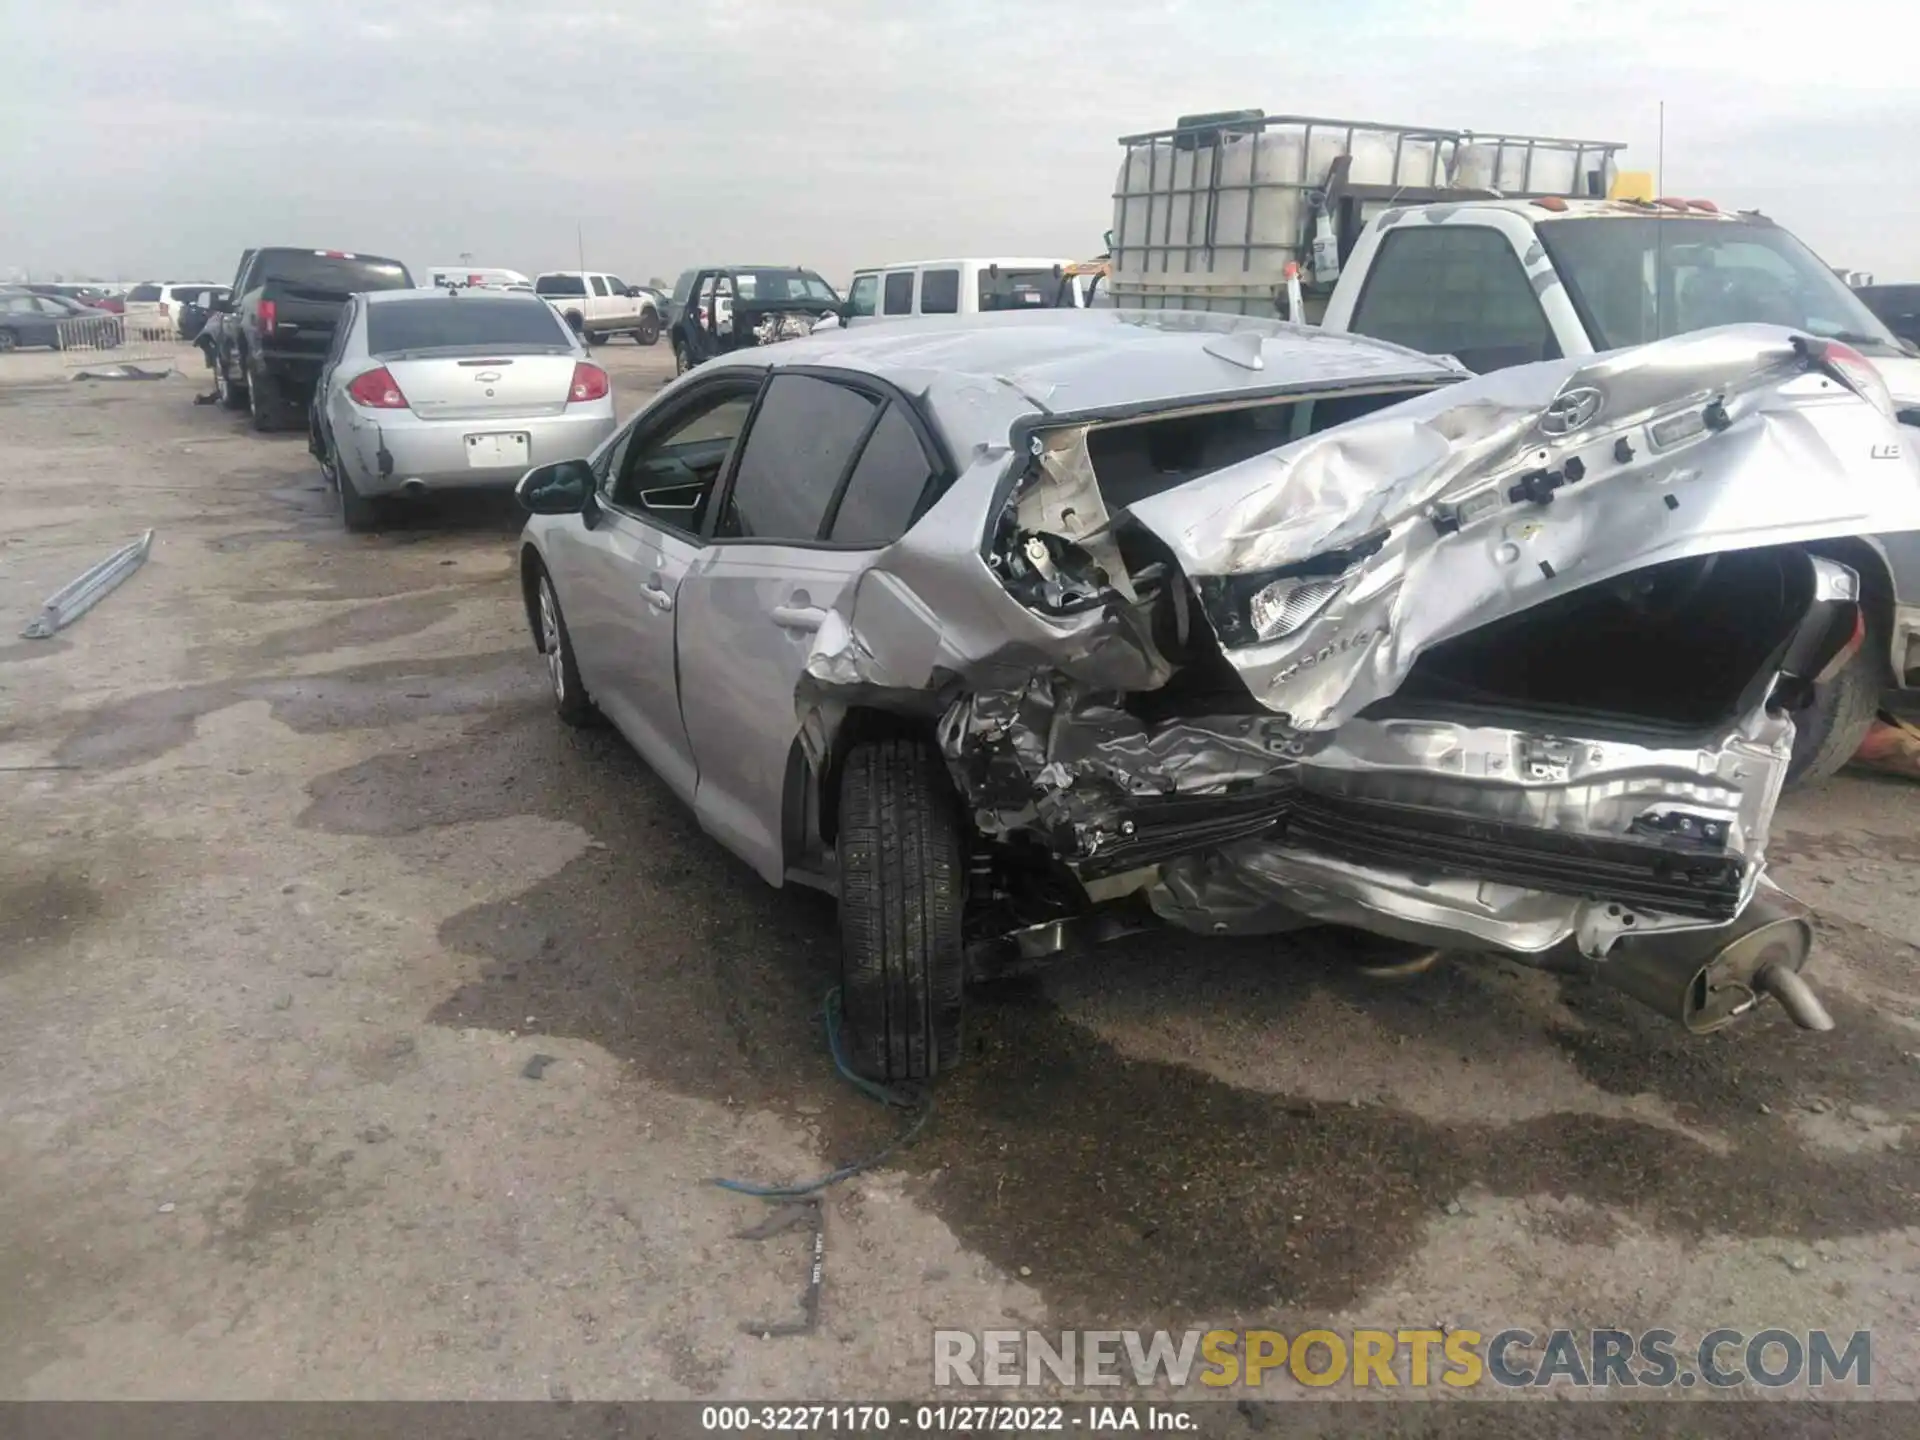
(771, 604), (828, 632)
(642, 581), (674, 613)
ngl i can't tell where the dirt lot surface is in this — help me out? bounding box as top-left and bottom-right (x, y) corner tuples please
(0, 342), (1916, 1413)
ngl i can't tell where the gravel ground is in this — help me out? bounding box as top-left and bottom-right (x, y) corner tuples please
(0, 341), (1914, 1418)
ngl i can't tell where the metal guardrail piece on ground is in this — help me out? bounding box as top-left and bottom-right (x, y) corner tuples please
(55, 314), (176, 377)
(21, 530), (154, 639)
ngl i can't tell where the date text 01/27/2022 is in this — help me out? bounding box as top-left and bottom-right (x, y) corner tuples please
(699, 1404), (1196, 1432)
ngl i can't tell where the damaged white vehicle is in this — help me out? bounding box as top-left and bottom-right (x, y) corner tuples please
(514, 310), (1920, 1081)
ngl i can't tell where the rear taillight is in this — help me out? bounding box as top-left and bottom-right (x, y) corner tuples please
(259, 299), (277, 335)
(1799, 336), (1894, 417)
(347, 366), (408, 409)
(569, 361), (609, 403)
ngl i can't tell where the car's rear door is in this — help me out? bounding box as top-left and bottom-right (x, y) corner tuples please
(676, 368), (944, 884)
(554, 374), (762, 802)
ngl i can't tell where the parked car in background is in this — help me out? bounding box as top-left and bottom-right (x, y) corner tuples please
(429, 266), (533, 292)
(532, 271), (660, 346)
(665, 265), (839, 373)
(124, 281), (222, 335)
(0, 291), (123, 351)
(176, 287), (229, 341)
(28, 283), (125, 313)
(514, 309), (1919, 1078)
(309, 287), (616, 532)
(842, 258), (1083, 324)
(1855, 284), (1920, 348)
(209, 247), (413, 432)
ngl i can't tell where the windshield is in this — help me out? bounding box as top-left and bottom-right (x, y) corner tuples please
(731, 270), (838, 304)
(367, 296), (573, 354)
(1537, 217), (1904, 355)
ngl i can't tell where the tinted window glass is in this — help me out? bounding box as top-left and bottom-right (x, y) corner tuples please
(590, 276), (608, 296)
(722, 376), (876, 541)
(882, 273), (914, 315)
(537, 275), (587, 297)
(979, 267), (1064, 311)
(1347, 227), (1556, 373)
(606, 276), (628, 294)
(919, 269), (960, 315)
(366, 297), (571, 353)
(255, 251), (411, 293)
(128, 284), (162, 301)
(671, 270), (697, 305)
(830, 403), (932, 546)
(848, 275), (879, 317)
(611, 390), (756, 529)
(732, 270), (838, 303)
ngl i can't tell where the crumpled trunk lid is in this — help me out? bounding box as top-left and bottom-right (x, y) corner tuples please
(1122, 323), (1920, 731)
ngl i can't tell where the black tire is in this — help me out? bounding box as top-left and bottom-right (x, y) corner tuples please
(338, 463), (382, 533)
(1788, 621), (1888, 784)
(215, 353), (248, 409)
(0, 329), (15, 354)
(533, 567), (596, 726)
(836, 739), (967, 1082)
(637, 312), (660, 346)
(564, 310), (585, 337)
(248, 361), (285, 433)
(672, 340), (690, 375)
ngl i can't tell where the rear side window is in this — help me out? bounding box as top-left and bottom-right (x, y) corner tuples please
(537, 274), (587, 297)
(256, 251), (411, 293)
(721, 375), (877, 541)
(919, 269), (960, 315)
(829, 404), (933, 545)
(882, 272), (914, 316)
(365, 297), (572, 353)
(1347, 226), (1556, 372)
(128, 284), (161, 301)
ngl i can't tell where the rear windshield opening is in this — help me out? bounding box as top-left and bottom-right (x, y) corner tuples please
(261, 252), (411, 295)
(367, 297), (573, 354)
(1376, 546), (1815, 732)
(535, 275), (586, 297)
(730, 270), (838, 304)
(1087, 388), (1428, 510)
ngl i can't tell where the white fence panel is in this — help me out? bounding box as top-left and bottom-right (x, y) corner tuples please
(55, 313), (177, 375)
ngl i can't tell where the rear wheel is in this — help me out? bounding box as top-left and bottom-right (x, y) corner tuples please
(637, 312), (660, 346)
(247, 362), (285, 432)
(835, 739), (968, 1082)
(0, 329), (15, 354)
(672, 340), (690, 375)
(564, 310), (585, 338)
(338, 463), (383, 533)
(1788, 621), (1888, 784)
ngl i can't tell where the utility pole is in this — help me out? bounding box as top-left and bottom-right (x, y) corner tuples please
(576, 223), (586, 274)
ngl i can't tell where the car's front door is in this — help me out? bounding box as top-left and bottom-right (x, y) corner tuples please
(676, 369), (942, 884)
(557, 375), (762, 801)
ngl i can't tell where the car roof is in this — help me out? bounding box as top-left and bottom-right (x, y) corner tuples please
(364, 286), (552, 304)
(702, 309), (1462, 443)
(852, 257), (1074, 274)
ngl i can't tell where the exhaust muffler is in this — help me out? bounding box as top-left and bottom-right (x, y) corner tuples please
(1593, 887), (1831, 1033)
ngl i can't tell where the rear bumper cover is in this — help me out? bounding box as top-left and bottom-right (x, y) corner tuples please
(336, 406), (616, 495)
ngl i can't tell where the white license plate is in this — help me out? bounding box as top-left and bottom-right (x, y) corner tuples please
(465, 432), (530, 468)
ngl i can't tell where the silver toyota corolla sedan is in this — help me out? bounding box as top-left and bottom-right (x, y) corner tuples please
(514, 309), (1920, 1081)
(310, 287), (617, 530)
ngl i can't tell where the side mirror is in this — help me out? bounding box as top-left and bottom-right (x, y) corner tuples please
(516, 459), (595, 515)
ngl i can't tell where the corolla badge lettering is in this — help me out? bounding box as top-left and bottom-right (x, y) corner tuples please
(1540, 386), (1603, 435)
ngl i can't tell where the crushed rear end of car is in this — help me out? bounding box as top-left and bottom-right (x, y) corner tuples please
(798, 322), (1920, 1036)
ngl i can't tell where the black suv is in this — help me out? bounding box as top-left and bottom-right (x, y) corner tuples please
(666, 266), (840, 375)
(210, 248), (413, 431)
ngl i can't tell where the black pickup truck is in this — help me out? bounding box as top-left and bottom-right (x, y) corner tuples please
(209, 247), (412, 431)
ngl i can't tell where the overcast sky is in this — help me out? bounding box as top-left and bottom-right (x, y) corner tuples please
(4, 0), (1915, 287)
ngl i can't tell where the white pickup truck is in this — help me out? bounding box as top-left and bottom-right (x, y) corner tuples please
(1108, 109), (1920, 780)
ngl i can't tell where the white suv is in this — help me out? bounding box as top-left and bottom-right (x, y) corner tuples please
(532, 271), (660, 346)
(123, 281), (223, 338)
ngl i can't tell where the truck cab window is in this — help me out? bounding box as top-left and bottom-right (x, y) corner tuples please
(848, 275), (879, 317)
(1348, 226), (1558, 374)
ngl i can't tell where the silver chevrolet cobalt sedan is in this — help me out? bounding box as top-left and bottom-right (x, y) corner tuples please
(515, 309), (1920, 1081)
(311, 287), (617, 531)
